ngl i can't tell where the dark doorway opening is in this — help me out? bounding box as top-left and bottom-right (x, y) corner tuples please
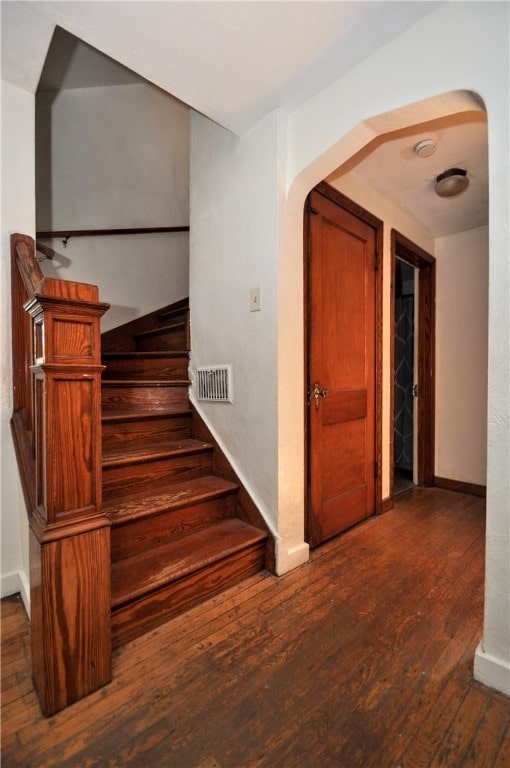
(391, 230), (435, 499)
(394, 258), (416, 495)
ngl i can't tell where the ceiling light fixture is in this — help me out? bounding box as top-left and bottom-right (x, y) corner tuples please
(414, 139), (437, 158)
(435, 168), (469, 198)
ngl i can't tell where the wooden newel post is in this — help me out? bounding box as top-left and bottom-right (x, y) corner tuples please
(24, 277), (111, 716)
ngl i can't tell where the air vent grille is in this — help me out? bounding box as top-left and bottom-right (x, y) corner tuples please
(197, 365), (233, 403)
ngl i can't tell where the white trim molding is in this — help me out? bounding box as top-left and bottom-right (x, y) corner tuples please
(1, 569), (30, 618)
(474, 641), (510, 697)
(275, 541), (310, 576)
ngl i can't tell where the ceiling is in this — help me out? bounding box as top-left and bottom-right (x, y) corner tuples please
(5, 2), (488, 238)
(3, 1), (442, 133)
(328, 112), (488, 238)
(38, 27), (142, 91)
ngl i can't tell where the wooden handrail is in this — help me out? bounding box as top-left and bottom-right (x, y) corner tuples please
(35, 241), (55, 261)
(36, 226), (189, 246)
(11, 235), (39, 431)
(15, 237), (44, 295)
(10, 233), (112, 716)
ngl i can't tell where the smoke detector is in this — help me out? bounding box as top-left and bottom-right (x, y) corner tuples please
(414, 139), (437, 158)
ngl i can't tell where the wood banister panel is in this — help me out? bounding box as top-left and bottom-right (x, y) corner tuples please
(35, 277), (101, 303)
(52, 318), (94, 359)
(11, 237), (34, 425)
(10, 411), (36, 513)
(14, 236), (44, 296)
(30, 527), (111, 717)
(28, 306), (107, 520)
(10, 232), (112, 716)
(46, 376), (98, 518)
(11, 232), (109, 529)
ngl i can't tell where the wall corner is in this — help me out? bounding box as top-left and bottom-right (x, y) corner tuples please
(474, 641), (510, 697)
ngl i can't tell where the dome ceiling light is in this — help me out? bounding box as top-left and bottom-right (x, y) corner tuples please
(434, 168), (469, 198)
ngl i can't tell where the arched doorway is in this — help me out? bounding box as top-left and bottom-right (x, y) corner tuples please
(292, 91), (489, 553)
(277, 90), (492, 576)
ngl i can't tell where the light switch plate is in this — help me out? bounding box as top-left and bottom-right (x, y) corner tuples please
(250, 287), (261, 312)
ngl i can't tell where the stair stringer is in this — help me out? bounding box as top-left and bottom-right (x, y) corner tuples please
(190, 398), (278, 574)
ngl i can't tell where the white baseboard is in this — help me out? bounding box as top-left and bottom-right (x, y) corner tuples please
(186, 398), (310, 576)
(189, 397), (279, 539)
(474, 641), (510, 697)
(1, 570), (30, 618)
(275, 541), (310, 575)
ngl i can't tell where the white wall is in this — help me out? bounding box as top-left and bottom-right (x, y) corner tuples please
(0, 81), (34, 608)
(36, 82), (190, 330)
(190, 111), (280, 548)
(435, 226), (489, 486)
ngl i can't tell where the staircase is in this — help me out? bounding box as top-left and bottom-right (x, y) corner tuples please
(11, 235), (271, 715)
(101, 300), (268, 646)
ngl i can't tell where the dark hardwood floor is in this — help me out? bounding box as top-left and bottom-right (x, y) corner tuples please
(2, 488), (509, 768)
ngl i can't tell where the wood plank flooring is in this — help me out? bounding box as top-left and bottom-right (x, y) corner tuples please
(2, 487), (509, 768)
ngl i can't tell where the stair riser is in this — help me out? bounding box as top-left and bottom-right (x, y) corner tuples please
(111, 495), (237, 562)
(158, 309), (189, 325)
(103, 357), (189, 380)
(111, 543), (266, 647)
(102, 451), (213, 494)
(135, 332), (187, 352)
(102, 385), (189, 411)
(102, 415), (191, 451)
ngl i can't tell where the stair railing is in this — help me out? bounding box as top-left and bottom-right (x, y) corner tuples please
(10, 233), (112, 717)
(36, 225), (189, 248)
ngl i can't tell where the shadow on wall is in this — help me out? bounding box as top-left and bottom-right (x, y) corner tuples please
(37, 241), (138, 330)
(37, 244), (72, 271)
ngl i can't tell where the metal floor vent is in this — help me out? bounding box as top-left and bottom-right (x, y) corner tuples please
(197, 365), (233, 403)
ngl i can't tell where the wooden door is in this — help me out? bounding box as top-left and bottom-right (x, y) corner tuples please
(307, 188), (377, 547)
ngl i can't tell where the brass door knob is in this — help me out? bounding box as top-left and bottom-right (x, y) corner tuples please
(312, 382), (329, 410)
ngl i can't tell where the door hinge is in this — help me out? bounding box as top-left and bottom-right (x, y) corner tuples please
(374, 461), (378, 479)
(307, 206), (320, 216)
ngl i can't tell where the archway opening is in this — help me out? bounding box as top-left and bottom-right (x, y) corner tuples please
(281, 90), (489, 555)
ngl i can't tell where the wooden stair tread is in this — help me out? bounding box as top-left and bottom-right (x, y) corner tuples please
(102, 408), (191, 423)
(111, 518), (267, 608)
(103, 474), (238, 524)
(135, 322), (185, 340)
(103, 438), (212, 468)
